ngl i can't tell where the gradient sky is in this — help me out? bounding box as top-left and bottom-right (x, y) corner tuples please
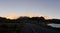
(0, 0), (60, 19)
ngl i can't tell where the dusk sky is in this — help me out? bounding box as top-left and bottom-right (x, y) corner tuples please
(0, 0), (60, 19)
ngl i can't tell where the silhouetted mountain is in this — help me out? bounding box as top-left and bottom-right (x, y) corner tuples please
(46, 19), (60, 24)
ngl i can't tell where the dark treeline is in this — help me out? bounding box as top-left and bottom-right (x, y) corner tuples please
(0, 16), (60, 24)
(0, 16), (60, 33)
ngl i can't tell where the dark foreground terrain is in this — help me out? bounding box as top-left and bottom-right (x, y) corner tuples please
(0, 23), (60, 33)
(0, 16), (60, 33)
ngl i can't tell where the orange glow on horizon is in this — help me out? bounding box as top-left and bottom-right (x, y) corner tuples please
(0, 14), (52, 19)
(2, 15), (19, 19)
(43, 16), (53, 19)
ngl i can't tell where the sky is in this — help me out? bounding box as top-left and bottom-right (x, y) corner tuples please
(0, 0), (60, 19)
